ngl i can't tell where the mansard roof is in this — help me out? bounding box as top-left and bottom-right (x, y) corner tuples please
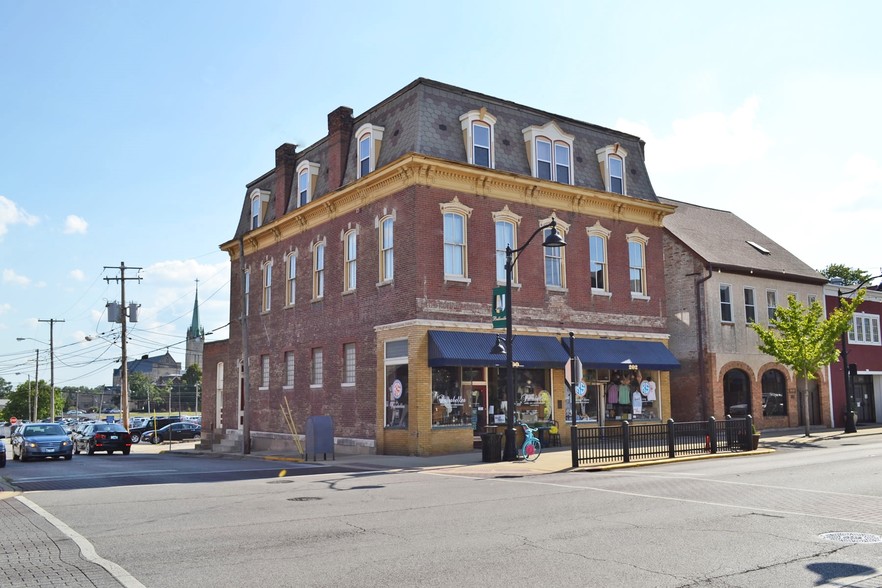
(660, 197), (826, 284)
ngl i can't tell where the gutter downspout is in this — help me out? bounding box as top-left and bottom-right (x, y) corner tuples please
(695, 264), (714, 420)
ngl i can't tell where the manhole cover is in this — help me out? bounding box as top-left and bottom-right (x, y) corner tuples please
(820, 532), (882, 544)
(287, 497), (322, 502)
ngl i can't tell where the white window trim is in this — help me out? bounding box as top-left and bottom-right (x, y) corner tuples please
(312, 237), (327, 301)
(249, 189), (270, 230)
(376, 211), (396, 286)
(595, 144), (629, 195)
(342, 226), (359, 293)
(720, 283), (734, 323)
(261, 259), (273, 313)
(492, 206), (522, 287)
(342, 343), (356, 388)
(460, 109), (497, 168)
(523, 121), (575, 184)
(440, 197), (473, 283)
(540, 214), (569, 291)
(284, 249), (297, 308)
(283, 350), (294, 389)
(355, 123), (385, 179)
(296, 160), (320, 207)
(626, 229), (649, 300)
(849, 312), (881, 345)
(259, 354), (270, 390)
(243, 269), (251, 317)
(744, 286), (757, 324)
(766, 289), (778, 322)
(310, 348), (323, 388)
(587, 221), (611, 295)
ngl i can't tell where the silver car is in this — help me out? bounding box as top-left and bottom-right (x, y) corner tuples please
(11, 423), (74, 462)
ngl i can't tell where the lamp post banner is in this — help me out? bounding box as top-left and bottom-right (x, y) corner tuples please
(492, 287), (507, 329)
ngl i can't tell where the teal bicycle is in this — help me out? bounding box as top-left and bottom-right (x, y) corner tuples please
(518, 422), (542, 461)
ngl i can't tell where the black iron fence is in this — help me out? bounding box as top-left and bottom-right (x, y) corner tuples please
(572, 416), (754, 467)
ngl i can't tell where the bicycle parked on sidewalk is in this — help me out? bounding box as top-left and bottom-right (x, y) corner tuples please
(518, 421), (542, 461)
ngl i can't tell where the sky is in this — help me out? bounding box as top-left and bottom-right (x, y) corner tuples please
(1, 0), (881, 389)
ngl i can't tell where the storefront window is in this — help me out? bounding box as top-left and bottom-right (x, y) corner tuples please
(569, 369), (661, 423)
(431, 367), (471, 427)
(385, 339), (408, 428)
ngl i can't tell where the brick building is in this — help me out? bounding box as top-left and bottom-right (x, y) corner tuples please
(825, 282), (882, 427)
(661, 198), (829, 428)
(204, 79), (681, 456)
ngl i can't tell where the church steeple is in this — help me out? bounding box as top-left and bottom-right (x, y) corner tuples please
(185, 281), (205, 370)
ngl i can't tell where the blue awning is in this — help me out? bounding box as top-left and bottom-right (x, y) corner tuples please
(428, 331), (570, 369)
(573, 338), (680, 370)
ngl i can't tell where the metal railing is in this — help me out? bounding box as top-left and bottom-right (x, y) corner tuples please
(572, 416), (754, 467)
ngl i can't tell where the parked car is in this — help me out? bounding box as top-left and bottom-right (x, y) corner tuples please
(11, 423), (74, 462)
(0, 434), (6, 468)
(65, 409), (87, 416)
(74, 423), (132, 455)
(142, 422), (202, 444)
(129, 416), (182, 444)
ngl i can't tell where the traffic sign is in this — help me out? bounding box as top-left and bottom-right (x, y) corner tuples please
(10, 416), (17, 424)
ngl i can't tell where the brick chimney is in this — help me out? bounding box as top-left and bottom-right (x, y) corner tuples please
(326, 106), (354, 191)
(274, 143), (298, 218)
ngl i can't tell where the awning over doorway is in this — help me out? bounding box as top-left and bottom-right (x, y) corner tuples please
(573, 338), (680, 371)
(428, 331), (570, 369)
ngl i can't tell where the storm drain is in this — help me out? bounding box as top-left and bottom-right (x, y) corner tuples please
(820, 532), (882, 544)
(288, 497), (322, 502)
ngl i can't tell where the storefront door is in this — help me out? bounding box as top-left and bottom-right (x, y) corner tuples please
(854, 376), (876, 424)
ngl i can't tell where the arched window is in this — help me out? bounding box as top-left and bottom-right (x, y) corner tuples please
(762, 369), (787, 417)
(723, 369), (751, 417)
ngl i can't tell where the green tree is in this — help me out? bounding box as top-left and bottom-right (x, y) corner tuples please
(181, 364), (202, 412)
(0, 376), (12, 399)
(820, 263), (871, 286)
(0, 379), (63, 422)
(750, 291), (865, 437)
(128, 372), (161, 413)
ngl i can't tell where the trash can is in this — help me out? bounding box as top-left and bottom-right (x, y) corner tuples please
(481, 433), (502, 462)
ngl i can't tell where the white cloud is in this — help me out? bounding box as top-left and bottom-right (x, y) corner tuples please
(0, 302), (10, 315)
(617, 96), (772, 174)
(0, 195), (39, 238)
(3, 269), (31, 287)
(63, 214), (88, 235)
(70, 269), (86, 281)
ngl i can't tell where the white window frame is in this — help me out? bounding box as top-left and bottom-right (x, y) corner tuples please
(540, 215), (569, 291)
(744, 286), (756, 324)
(342, 343), (356, 387)
(285, 251), (297, 307)
(523, 121), (575, 184)
(310, 348), (323, 387)
(627, 230), (649, 299)
(596, 144), (629, 195)
(249, 189), (270, 230)
(283, 351), (294, 388)
(343, 227), (358, 292)
(720, 284), (733, 323)
(296, 160), (320, 207)
(355, 123), (385, 179)
(259, 354), (269, 389)
(492, 206), (521, 285)
(766, 289), (778, 322)
(261, 260), (272, 313)
(587, 222), (611, 295)
(460, 109), (497, 168)
(243, 269), (250, 317)
(440, 198), (473, 283)
(312, 238), (326, 301)
(849, 313), (881, 345)
(377, 213), (395, 284)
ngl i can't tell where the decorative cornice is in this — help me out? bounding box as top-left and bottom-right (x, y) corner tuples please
(221, 154), (676, 259)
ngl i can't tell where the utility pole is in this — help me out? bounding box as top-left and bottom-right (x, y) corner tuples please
(105, 262), (142, 431)
(38, 319), (64, 421)
(34, 349), (39, 421)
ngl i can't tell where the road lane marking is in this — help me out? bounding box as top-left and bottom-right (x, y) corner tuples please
(16, 495), (146, 588)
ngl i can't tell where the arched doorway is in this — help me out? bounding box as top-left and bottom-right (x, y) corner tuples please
(724, 369), (751, 417)
(761, 369), (787, 417)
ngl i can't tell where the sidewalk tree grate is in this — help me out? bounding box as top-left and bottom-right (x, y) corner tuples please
(820, 532), (882, 544)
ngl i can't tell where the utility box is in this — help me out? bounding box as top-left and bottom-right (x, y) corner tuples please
(306, 415), (335, 461)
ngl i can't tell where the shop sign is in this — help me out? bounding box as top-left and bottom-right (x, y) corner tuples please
(575, 382), (587, 397)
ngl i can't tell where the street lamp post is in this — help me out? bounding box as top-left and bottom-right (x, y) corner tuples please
(17, 341), (42, 421)
(839, 273), (882, 433)
(497, 219), (566, 461)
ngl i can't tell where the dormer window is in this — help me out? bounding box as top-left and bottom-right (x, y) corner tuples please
(356, 123), (385, 179)
(296, 160), (320, 207)
(596, 144), (629, 195)
(460, 109), (497, 168)
(523, 122), (574, 184)
(250, 189), (270, 229)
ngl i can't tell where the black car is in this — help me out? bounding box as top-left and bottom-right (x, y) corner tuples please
(129, 416), (182, 444)
(0, 434), (6, 468)
(142, 422), (201, 444)
(74, 423), (132, 455)
(11, 423), (74, 462)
